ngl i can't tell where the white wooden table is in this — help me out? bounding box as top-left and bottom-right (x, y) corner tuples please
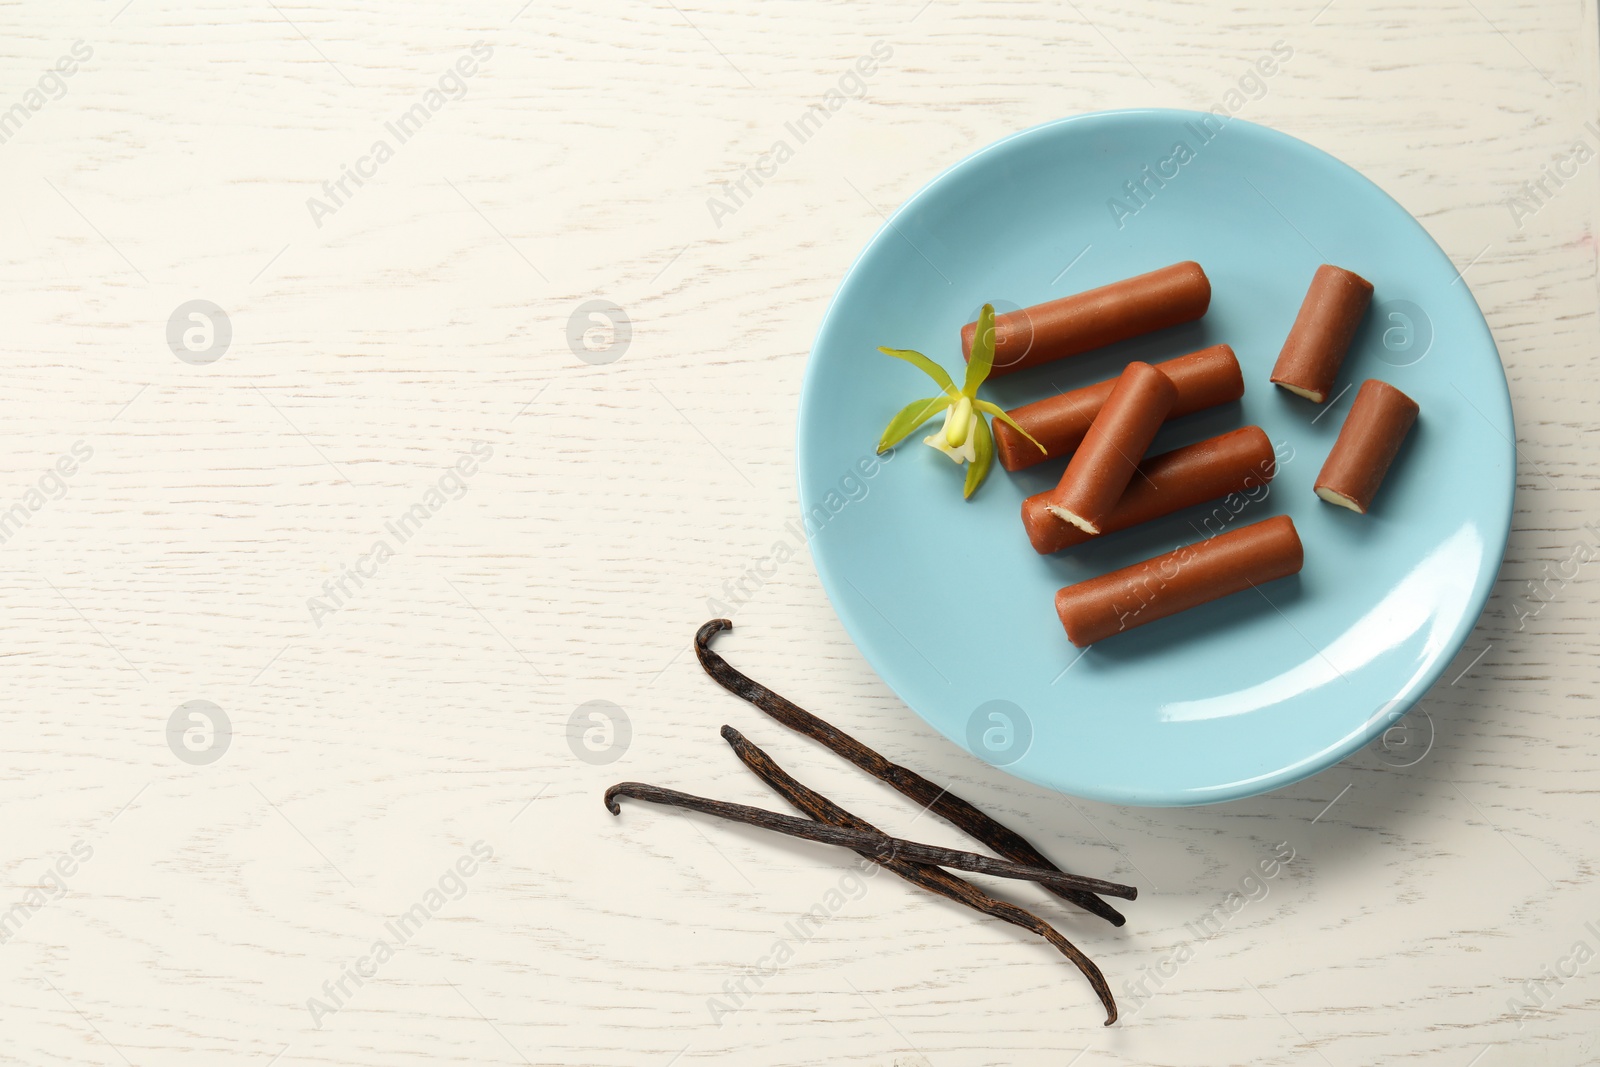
(2, 1), (1597, 1063)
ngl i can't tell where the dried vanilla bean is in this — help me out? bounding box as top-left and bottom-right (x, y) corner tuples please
(719, 724), (1117, 1026)
(694, 619), (1125, 927)
(605, 780), (1136, 901)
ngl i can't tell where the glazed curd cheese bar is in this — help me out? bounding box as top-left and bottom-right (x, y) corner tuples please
(994, 344), (1244, 472)
(1269, 264), (1373, 403)
(962, 261), (1212, 378)
(1046, 361), (1176, 535)
(1314, 379), (1419, 514)
(1054, 515), (1304, 647)
(1022, 426), (1276, 554)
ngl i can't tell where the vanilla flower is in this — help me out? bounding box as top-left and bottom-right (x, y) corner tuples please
(875, 304), (1046, 498)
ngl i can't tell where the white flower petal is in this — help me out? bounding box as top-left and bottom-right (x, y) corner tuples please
(923, 408), (977, 464)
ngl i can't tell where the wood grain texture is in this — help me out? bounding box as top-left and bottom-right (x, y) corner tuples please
(1, 0), (1598, 1063)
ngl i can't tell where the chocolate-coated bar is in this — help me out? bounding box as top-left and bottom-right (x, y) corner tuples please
(1314, 379), (1418, 513)
(1047, 361), (1176, 534)
(1054, 515), (1304, 647)
(1022, 426), (1276, 554)
(995, 344), (1244, 471)
(1269, 264), (1373, 403)
(962, 261), (1211, 378)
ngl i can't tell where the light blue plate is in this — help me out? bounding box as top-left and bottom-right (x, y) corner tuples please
(797, 109), (1514, 807)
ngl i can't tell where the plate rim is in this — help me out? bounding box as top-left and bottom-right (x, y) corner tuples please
(797, 107), (1516, 807)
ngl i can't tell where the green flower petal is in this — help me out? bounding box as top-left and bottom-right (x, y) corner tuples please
(878, 347), (957, 395)
(878, 396), (950, 453)
(962, 414), (995, 499)
(962, 303), (997, 397)
(976, 399), (1047, 454)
